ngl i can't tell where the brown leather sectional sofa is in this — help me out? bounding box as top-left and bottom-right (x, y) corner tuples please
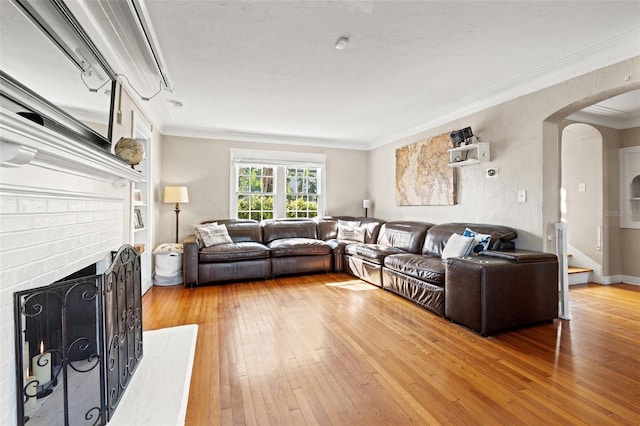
(183, 217), (558, 335)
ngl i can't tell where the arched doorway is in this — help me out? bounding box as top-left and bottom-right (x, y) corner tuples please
(542, 83), (640, 319)
(561, 124), (604, 282)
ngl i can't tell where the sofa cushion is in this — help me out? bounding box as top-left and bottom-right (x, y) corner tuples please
(268, 238), (331, 257)
(384, 254), (446, 285)
(423, 223), (517, 256)
(352, 218), (386, 243)
(376, 221), (433, 253)
(345, 243), (406, 265)
(199, 241), (270, 263)
(262, 219), (317, 244)
(202, 219), (263, 243)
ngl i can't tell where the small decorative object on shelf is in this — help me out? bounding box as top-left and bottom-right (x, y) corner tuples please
(133, 189), (143, 205)
(448, 127), (490, 168)
(114, 137), (145, 169)
(134, 243), (145, 254)
(134, 208), (144, 229)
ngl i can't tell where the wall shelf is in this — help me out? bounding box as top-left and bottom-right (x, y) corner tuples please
(448, 142), (490, 167)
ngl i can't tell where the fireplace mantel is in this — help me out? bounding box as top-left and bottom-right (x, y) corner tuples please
(0, 111), (144, 184)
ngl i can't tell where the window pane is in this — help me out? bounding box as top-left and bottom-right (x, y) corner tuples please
(237, 194), (249, 210)
(263, 177), (273, 192)
(284, 167), (319, 218)
(238, 175), (250, 192)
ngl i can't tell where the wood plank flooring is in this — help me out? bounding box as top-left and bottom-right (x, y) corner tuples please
(142, 274), (640, 425)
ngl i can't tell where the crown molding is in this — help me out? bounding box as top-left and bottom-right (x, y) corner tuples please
(161, 125), (369, 150)
(366, 26), (640, 150)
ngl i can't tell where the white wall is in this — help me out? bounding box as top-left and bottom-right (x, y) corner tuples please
(157, 136), (368, 245)
(369, 56), (640, 253)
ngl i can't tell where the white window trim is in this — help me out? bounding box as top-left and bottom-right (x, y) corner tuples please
(230, 149), (326, 219)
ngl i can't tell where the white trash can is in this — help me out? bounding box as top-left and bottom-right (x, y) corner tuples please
(153, 243), (183, 286)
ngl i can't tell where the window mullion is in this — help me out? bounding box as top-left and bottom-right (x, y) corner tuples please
(274, 166), (286, 218)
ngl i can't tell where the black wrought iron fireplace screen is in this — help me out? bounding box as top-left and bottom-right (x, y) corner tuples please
(14, 245), (143, 426)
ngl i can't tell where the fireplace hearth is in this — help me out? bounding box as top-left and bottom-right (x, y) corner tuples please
(14, 245), (143, 426)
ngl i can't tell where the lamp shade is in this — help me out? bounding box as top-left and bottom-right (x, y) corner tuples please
(362, 199), (371, 209)
(163, 186), (189, 203)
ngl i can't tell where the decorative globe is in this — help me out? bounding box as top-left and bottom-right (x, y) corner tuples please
(115, 137), (145, 169)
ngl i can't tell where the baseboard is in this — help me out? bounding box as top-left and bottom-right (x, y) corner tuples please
(595, 275), (640, 286)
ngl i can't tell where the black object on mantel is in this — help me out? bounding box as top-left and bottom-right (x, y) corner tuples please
(17, 111), (44, 125)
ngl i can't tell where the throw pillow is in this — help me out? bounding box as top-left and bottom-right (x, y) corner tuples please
(192, 222), (216, 242)
(338, 219), (361, 227)
(463, 228), (492, 255)
(442, 233), (474, 259)
(337, 224), (366, 242)
(193, 223), (233, 247)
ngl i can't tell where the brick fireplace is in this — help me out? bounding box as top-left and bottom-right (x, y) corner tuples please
(0, 110), (142, 425)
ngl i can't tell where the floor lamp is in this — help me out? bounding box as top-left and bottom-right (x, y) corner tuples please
(163, 186), (189, 243)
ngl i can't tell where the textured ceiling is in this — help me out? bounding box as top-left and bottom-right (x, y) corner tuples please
(14, 1), (640, 148)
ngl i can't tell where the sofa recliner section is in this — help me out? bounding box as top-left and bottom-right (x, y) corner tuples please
(343, 221), (433, 287)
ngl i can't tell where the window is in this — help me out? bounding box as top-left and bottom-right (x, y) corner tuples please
(286, 167), (319, 218)
(231, 149), (326, 219)
(236, 166), (274, 220)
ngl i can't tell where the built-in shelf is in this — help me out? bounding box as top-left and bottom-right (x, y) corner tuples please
(448, 142), (490, 167)
(130, 111), (153, 293)
(619, 146), (640, 229)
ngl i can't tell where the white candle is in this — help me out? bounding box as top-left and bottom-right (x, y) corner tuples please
(24, 375), (37, 413)
(32, 342), (51, 385)
(23, 342), (30, 382)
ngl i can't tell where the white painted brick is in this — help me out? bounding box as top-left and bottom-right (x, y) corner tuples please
(47, 198), (68, 212)
(0, 196), (18, 214)
(18, 198), (47, 214)
(0, 215), (34, 232)
(68, 200), (87, 211)
(0, 268), (19, 290)
(87, 200), (102, 211)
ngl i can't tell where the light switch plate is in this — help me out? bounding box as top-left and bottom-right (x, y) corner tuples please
(578, 183), (586, 192)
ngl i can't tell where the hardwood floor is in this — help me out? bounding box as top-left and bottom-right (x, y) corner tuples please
(142, 274), (640, 425)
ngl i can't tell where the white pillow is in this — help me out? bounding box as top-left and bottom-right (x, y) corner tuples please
(442, 233), (474, 259)
(192, 222), (215, 241)
(193, 223), (233, 247)
(338, 219), (361, 227)
(337, 224), (366, 242)
(463, 227), (492, 255)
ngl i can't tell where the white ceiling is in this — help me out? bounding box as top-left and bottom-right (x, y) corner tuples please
(20, 1), (640, 148)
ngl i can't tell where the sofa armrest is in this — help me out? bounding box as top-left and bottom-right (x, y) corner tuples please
(479, 249), (557, 263)
(183, 234), (199, 287)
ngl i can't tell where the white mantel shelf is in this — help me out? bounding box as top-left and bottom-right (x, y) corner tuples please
(0, 111), (144, 184)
